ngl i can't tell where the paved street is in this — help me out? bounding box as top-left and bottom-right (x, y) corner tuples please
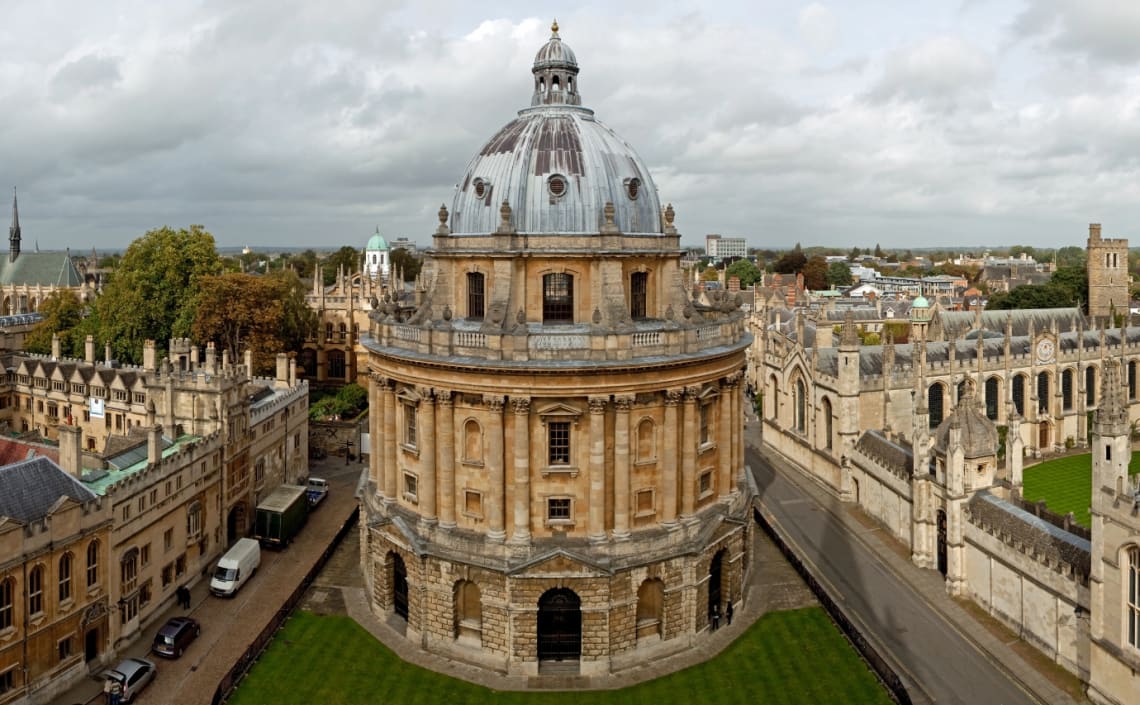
(747, 425), (1072, 705)
(56, 456), (364, 705)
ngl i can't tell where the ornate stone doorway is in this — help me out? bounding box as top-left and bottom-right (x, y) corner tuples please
(392, 554), (408, 620)
(537, 588), (581, 663)
(708, 549), (726, 626)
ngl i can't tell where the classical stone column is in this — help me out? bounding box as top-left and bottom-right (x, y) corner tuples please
(588, 396), (608, 542)
(382, 380), (397, 502)
(485, 396), (506, 542)
(662, 389), (682, 526)
(613, 395), (634, 539)
(681, 386), (699, 520)
(718, 381), (732, 497)
(369, 373), (383, 496)
(728, 373), (743, 493)
(511, 397), (531, 543)
(437, 391), (456, 528)
(419, 389), (437, 524)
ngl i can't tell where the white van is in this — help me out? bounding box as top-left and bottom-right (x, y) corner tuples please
(209, 538), (261, 597)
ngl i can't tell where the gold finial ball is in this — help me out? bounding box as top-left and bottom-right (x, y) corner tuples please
(552, 19), (559, 35)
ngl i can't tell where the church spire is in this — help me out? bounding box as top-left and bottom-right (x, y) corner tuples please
(9, 188), (20, 264)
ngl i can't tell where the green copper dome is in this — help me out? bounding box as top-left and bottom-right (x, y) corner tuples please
(367, 228), (388, 251)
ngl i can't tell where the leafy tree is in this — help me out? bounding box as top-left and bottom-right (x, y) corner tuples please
(1055, 246), (1086, 269)
(725, 259), (763, 287)
(289, 250), (319, 280)
(874, 243), (884, 258)
(826, 261), (853, 287)
(309, 383), (368, 421)
(847, 247), (860, 262)
(1049, 265), (1088, 307)
(700, 266), (720, 282)
(322, 246), (361, 286)
(87, 225), (222, 364)
(390, 247), (423, 283)
(802, 255), (829, 290)
(986, 283), (1074, 310)
(192, 272), (311, 374)
(1008, 245), (1037, 261)
(267, 269), (318, 354)
(773, 244), (807, 274)
(25, 291), (84, 356)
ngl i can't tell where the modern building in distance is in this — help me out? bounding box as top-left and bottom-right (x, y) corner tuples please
(704, 233), (746, 260)
(360, 23), (752, 677)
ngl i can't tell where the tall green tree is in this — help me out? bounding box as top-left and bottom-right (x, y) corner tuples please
(24, 291), (84, 356)
(725, 259), (763, 287)
(826, 261), (854, 287)
(267, 269), (318, 354)
(390, 247), (423, 283)
(773, 244), (807, 274)
(87, 225), (222, 363)
(802, 255), (829, 290)
(323, 246), (361, 286)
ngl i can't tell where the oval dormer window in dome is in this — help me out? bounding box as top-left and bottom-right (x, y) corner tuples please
(473, 178), (488, 200)
(548, 174), (567, 198)
(625, 177), (641, 200)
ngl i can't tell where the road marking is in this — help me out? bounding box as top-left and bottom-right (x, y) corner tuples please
(779, 498), (809, 506)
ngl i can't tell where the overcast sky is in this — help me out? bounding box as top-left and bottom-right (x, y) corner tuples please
(4, 0), (1140, 252)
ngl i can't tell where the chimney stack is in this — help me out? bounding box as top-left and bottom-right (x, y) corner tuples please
(85, 335), (95, 364)
(58, 422), (83, 478)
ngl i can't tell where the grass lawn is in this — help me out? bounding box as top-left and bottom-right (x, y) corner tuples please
(229, 608), (893, 705)
(1022, 451), (1140, 527)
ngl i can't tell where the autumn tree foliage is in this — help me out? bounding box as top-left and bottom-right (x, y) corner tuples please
(25, 291), (84, 356)
(192, 272), (315, 375)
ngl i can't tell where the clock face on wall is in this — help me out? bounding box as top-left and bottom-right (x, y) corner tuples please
(1036, 338), (1055, 363)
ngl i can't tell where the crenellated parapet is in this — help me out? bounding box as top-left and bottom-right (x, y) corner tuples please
(966, 492), (1091, 585)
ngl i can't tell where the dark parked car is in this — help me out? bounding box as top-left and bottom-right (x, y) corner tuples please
(151, 616), (201, 658)
(105, 657), (157, 703)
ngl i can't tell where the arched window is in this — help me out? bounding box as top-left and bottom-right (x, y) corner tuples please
(462, 420), (483, 464)
(636, 419), (655, 462)
(28, 564), (43, 615)
(542, 273), (573, 323)
(1127, 546), (1139, 648)
(1012, 375), (1025, 416)
(454, 580), (482, 643)
(984, 377), (999, 420)
(636, 578), (665, 641)
(794, 379), (806, 433)
(1062, 369), (1073, 411)
(956, 380), (967, 405)
(467, 272), (485, 320)
(630, 272), (648, 319)
(928, 383), (944, 429)
(0, 578), (11, 629)
(86, 540), (99, 588)
(1130, 361), (1137, 400)
(821, 397), (833, 450)
(59, 552), (73, 602)
(1086, 366), (1097, 406)
(1037, 372), (1049, 414)
(328, 350), (346, 379)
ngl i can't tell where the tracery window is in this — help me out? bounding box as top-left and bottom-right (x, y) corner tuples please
(794, 379), (806, 433)
(1086, 366), (1096, 406)
(1062, 369), (1073, 411)
(1012, 375), (1025, 416)
(1128, 546), (1139, 649)
(58, 553), (72, 602)
(1037, 372), (1049, 414)
(28, 565), (43, 616)
(928, 383), (944, 429)
(821, 397), (833, 450)
(984, 377), (999, 420)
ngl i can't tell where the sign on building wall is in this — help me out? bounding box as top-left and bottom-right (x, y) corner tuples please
(89, 398), (104, 419)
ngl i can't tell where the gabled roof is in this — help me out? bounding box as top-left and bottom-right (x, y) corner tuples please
(0, 252), (83, 287)
(0, 457), (96, 522)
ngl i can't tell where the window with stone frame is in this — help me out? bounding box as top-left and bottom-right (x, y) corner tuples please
(0, 579), (12, 630)
(699, 402), (711, 446)
(467, 272), (485, 320)
(547, 497), (572, 524)
(698, 470), (713, 498)
(86, 540), (99, 588)
(1012, 375), (1025, 416)
(120, 550), (138, 595)
(1086, 365), (1097, 406)
(403, 403), (418, 449)
(58, 553), (72, 603)
(542, 272), (573, 323)
(548, 421), (570, 465)
(630, 271), (648, 319)
(1128, 546), (1139, 649)
(635, 488), (655, 517)
(1037, 372), (1049, 413)
(1062, 369), (1073, 411)
(463, 490), (482, 518)
(1130, 361), (1137, 400)
(28, 565), (44, 616)
(403, 472), (418, 502)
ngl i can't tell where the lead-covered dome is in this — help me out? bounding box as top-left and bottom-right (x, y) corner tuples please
(448, 23), (663, 236)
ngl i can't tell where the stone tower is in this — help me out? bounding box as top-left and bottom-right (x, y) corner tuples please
(1086, 223), (1129, 324)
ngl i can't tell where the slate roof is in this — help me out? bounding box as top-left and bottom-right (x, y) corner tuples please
(0, 252), (83, 287)
(0, 456), (96, 522)
(854, 430), (913, 477)
(967, 492), (1091, 581)
(935, 308), (1083, 339)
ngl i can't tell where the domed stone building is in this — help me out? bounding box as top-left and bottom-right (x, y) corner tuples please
(359, 23), (752, 676)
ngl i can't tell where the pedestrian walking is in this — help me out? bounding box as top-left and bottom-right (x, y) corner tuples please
(106, 678), (123, 705)
(177, 585), (190, 609)
(725, 600), (734, 625)
(710, 603), (720, 631)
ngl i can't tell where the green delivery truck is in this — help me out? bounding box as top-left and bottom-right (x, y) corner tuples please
(253, 484), (309, 548)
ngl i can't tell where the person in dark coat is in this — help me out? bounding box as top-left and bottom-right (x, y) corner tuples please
(710, 603), (720, 631)
(725, 600), (734, 625)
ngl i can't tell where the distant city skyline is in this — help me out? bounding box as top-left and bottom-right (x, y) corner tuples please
(5, 1), (1140, 250)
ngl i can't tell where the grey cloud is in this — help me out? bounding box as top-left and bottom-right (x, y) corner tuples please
(50, 54), (121, 100)
(1012, 0), (1140, 64)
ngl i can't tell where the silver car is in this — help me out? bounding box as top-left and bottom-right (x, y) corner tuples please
(105, 657), (157, 703)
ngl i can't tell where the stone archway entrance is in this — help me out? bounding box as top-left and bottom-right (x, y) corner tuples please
(227, 503), (247, 544)
(537, 588), (581, 665)
(392, 554), (408, 620)
(936, 510), (948, 576)
(708, 549), (726, 626)
(1038, 423), (1049, 451)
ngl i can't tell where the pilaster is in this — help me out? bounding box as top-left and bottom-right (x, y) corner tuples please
(437, 391), (456, 528)
(588, 396), (608, 542)
(511, 397), (532, 543)
(612, 395), (633, 539)
(485, 396), (506, 542)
